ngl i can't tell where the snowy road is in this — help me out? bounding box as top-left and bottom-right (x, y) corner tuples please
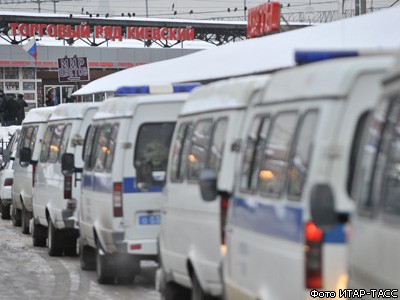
(0, 218), (160, 300)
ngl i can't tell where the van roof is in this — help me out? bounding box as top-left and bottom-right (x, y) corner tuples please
(260, 55), (396, 103)
(22, 106), (56, 124)
(180, 75), (270, 116)
(93, 93), (188, 120)
(49, 102), (100, 121)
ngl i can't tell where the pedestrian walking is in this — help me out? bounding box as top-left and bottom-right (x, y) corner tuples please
(2, 94), (20, 126)
(16, 94), (28, 125)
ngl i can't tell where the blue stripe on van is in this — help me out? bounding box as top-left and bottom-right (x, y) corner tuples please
(230, 197), (346, 244)
(82, 174), (112, 193)
(123, 177), (163, 193)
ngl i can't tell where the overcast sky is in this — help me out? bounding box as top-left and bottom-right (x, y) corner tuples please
(0, 0), (395, 19)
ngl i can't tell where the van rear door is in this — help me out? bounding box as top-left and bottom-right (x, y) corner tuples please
(122, 102), (182, 255)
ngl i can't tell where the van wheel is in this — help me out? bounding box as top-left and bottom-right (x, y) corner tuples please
(11, 205), (21, 227)
(1, 203), (11, 220)
(80, 238), (96, 271)
(162, 282), (191, 300)
(32, 223), (47, 247)
(192, 272), (213, 300)
(64, 236), (78, 257)
(48, 219), (63, 256)
(21, 206), (31, 234)
(96, 240), (114, 284)
(117, 274), (135, 284)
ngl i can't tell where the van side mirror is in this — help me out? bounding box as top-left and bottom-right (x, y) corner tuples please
(199, 169), (218, 201)
(19, 147), (32, 167)
(2, 149), (10, 163)
(310, 184), (337, 229)
(61, 153), (75, 175)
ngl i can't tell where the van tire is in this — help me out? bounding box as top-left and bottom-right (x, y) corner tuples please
(32, 223), (47, 247)
(64, 236), (78, 257)
(192, 272), (213, 300)
(117, 274), (135, 284)
(21, 206), (30, 234)
(80, 239), (96, 271)
(162, 282), (190, 300)
(96, 240), (114, 284)
(1, 203), (11, 219)
(11, 205), (21, 227)
(48, 219), (63, 256)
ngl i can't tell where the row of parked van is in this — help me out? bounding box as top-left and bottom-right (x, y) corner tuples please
(0, 51), (399, 300)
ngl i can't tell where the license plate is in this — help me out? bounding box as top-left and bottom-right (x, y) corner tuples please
(138, 214), (161, 225)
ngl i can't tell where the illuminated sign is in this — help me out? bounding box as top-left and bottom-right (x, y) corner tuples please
(247, 2), (281, 38)
(57, 57), (90, 82)
(9, 23), (195, 41)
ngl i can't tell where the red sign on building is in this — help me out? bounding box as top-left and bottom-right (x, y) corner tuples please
(247, 2), (281, 38)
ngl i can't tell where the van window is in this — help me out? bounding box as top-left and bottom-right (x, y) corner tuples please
(288, 110), (319, 201)
(347, 111), (370, 196)
(40, 125), (55, 162)
(18, 125), (38, 157)
(240, 116), (270, 192)
(83, 125), (99, 170)
(187, 119), (213, 180)
(258, 111), (298, 199)
(105, 124), (119, 172)
(48, 124), (67, 163)
(93, 123), (119, 173)
(135, 122), (175, 184)
(58, 124), (72, 162)
(170, 123), (193, 182)
(377, 97), (400, 216)
(353, 100), (389, 212)
(208, 118), (228, 174)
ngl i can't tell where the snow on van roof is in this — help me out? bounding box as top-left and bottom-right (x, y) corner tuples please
(261, 55), (396, 103)
(73, 6), (400, 96)
(49, 102), (101, 121)
(93, 93), (188, 120)
(180, 75), (270, 116)
(22, 107), (56, 124)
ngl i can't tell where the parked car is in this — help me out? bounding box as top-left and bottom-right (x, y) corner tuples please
(0, 128), (21, 219)
(348, 55), (400, 297)
(12, 107), (55, 233)
(32, 103), (100, 256)
(156, 75), (269, 300)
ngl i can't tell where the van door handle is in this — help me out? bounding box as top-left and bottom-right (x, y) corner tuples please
(162, 210), (167, 215)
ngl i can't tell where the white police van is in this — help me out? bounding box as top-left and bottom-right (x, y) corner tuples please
(157, 76), (269, 300)
(219, 53), (396, 300)
(31, 103), (100, 256)
(12, 107), (55, 234)
(0, 128), (21, 220)
(73, 84), (197, 284)
(348, 56), (400, 297)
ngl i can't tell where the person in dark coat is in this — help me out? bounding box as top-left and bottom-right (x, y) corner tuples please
(0, 90), (5, 125)
(2, 94), (21, 126)
(16, 94), (28, 125)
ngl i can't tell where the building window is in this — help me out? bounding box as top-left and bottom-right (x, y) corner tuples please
(4, 67), (18, 79)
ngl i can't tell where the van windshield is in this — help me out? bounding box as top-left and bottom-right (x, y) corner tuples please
(134, 122), (175, 186)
